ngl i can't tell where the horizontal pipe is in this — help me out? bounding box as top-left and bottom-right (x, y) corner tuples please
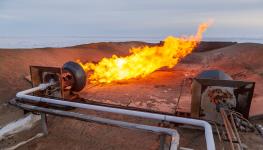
(16, 83), (215, 150)
(10, 99), (179, 150)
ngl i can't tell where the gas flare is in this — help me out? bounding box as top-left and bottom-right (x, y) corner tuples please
(78, 22), (211, 84)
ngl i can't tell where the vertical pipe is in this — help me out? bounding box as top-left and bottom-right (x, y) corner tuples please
(40, 113), (48, 135)
(160, 134), (166, 150)
(220, 109), (235, 150)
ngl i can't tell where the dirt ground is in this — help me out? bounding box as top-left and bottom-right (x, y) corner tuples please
(0, 42), (263, 149)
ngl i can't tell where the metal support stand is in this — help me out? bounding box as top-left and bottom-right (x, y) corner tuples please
(41, 113), (48, 135)
(160, 134), (166, 150)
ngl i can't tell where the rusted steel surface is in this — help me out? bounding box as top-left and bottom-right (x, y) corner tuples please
(191, 78), (255, 118)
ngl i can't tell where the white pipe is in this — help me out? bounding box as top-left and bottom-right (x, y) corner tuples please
(16, 83), (215, 150)
(0, 114), (40, 141)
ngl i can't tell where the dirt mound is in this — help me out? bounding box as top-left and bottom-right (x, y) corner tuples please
(194, 41), (237, 52)
(0, 41), (263, 150)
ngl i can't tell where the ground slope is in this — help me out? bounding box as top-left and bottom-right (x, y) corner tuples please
(0, 41), (263, 150)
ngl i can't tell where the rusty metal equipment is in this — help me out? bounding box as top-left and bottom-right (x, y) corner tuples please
(30, 61), (86, 100)
(191, 70), (255, 119)
(191, 70), (256, 150)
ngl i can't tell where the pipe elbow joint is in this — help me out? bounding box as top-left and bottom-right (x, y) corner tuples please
(16, 92), (23, 98)
(202, 120), (213, 130)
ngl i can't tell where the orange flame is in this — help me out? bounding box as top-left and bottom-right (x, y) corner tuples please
(78, 22), (211, 84)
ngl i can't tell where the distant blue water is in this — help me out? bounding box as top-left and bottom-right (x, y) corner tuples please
(0, 36), (262, 49)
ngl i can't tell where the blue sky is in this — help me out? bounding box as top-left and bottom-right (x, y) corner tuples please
(0, 0), (263, 38)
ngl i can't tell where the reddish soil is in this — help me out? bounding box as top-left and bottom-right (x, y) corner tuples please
(0, 41), (263, 150)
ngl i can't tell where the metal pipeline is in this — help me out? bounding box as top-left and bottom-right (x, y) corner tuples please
(10, 99), (179, 150)
(16, 83), (215, 150)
